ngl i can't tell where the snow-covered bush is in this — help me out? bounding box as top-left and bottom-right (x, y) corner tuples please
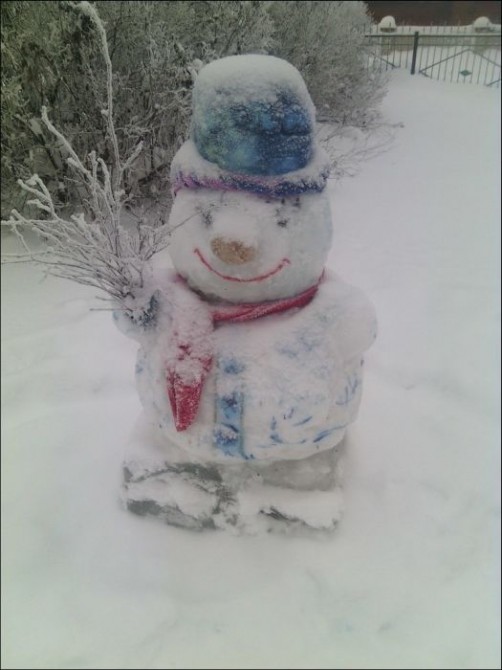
(1, 1), (101, 216)
(1, 1), (385, 219)
(1, 0), (275, 216)
(269, 1), (386, 126)
(1, 2), (169, 307)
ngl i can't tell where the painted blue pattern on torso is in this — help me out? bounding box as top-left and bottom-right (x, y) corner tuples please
(213, 357), (248, 458)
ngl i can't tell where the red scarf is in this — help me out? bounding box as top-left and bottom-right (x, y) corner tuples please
(167, 278), (322, 431)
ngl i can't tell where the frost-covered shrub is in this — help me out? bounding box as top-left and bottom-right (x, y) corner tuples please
(1, 1), (385, 217)
(1, 0), (275, 215)
(1, 2), (169, 306)
(1, 1), (102, 215)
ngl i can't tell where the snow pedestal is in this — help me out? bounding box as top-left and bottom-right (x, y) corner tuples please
(115, 55), (376, 534)
(122, 416), (345, 533)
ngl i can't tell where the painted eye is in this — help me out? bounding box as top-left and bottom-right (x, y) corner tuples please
(277, 219), (288, 228)
(201, 210), (213, 226)
(293, 197), (301, 208)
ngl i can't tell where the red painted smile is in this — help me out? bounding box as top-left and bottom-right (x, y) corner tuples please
(194, 248), (290, 282)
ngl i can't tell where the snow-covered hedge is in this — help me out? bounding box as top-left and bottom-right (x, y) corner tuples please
(1, 1), (385, 216)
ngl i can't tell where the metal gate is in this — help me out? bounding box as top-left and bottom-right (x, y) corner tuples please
(365, 25), (501, 87)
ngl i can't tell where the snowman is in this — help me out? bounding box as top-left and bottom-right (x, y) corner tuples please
(114, 55), (377, 532)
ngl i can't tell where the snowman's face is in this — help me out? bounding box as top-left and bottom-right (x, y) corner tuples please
(168, 189), (332, 303)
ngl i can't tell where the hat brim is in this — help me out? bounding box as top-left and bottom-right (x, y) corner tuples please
(171, 140), (331, 199)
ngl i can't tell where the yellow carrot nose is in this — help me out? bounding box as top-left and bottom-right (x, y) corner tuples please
(210, 237), (257, 265)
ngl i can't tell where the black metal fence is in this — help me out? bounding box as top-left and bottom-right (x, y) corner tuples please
(365, 25), (501, 88)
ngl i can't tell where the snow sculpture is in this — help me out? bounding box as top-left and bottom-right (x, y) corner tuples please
(115, 55), (377, 532)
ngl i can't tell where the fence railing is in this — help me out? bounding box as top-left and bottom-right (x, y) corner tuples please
(364, 25), (501, 87)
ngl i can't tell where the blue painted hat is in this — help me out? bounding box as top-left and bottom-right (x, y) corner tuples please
(171, 55), (330, 198)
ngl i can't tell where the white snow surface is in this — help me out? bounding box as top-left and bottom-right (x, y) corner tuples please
(2, 71), (500, 668)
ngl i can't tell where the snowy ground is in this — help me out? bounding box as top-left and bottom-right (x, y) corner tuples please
(2, 71), (500, 669)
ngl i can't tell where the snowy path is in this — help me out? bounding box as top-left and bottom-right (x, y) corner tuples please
(2, 71), (500, 669)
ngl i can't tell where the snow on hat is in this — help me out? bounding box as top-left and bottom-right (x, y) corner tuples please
(171, 55), (330, 199)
